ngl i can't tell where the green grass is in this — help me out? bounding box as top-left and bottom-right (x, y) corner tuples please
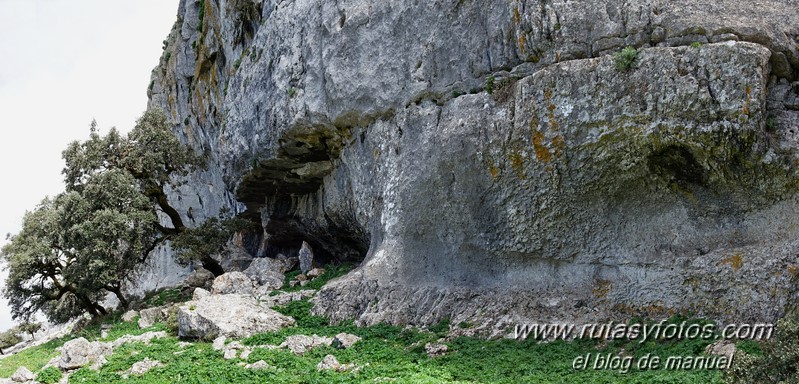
(613, 46), (639, 72)
(282, 263), (355, 292)
(0, 338), (65, 378)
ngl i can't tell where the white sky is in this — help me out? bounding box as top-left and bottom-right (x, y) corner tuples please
(0, 0), (179, 332)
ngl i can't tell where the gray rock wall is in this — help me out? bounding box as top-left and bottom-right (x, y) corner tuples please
(146, 0), (799, 334)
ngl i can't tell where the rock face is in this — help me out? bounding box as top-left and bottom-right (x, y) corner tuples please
(177, 294), (295, 339)
(148, 0), (799, 334)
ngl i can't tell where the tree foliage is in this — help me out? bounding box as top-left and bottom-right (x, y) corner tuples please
(0, 328), (23, 355)
(1, 109), (246, 323)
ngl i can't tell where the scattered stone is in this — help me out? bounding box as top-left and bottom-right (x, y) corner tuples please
(212, 336), (227, 351)
(332, 333), (361, 349)
(705, 340), (737, 357)
(244, 257), (289, 289)
(121, 310), (139, 322)
(177, 341), (194, 348)
(245, 360), (272, 370)
(177, 294), (295, 339)
(222, 342), (245, 360)
(261, 290), (316, 306)
(129, 358), (164, 376)
(280, 334), (333, 355)
(57, 337), (113, 370)
(296, 274), (308, 282)
(425, 342), (448, 357)
(211, 271), (256, 295)
(112, 331), (168, 348)
(184, 267), (215, 289)
(300, 280), (309, 287)
(192, 287), (211, 300)
(298, 241), (314, 274)
(316, 354), (341, 371)
(307, 268), (326, 279)
(316, 354), (356, 372)
(10, 366), (34, 382)
(240, 347), (254, 360)
(138, 305), (174, 329)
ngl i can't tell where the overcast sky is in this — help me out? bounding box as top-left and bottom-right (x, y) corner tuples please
(0, 0), (179, 332)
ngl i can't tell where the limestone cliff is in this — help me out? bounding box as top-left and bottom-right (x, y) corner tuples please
(147, 0), (799, 335)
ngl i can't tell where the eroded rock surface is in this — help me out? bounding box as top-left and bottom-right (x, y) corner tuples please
(146, 0), (799, 333)
(177, 294), (295, 339)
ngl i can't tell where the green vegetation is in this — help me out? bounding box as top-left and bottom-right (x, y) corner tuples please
(690, 42), (703, 48)
(0, 329), (22, 355)
(282, 263), (355, 292)
(35, 366), (62, 384)
(724, 307), (799, 383)
(287, 87), (298, 98)
(485, 75), (496, 94)
(0, 338), (64, 377)
(613, 46), (639, 72)
(1, 110), (250, 324)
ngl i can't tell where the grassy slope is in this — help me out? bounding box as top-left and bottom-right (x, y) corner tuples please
(0, 266), (747, 383)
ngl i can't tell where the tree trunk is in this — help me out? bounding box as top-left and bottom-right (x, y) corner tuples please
(106, 285), (129, 309)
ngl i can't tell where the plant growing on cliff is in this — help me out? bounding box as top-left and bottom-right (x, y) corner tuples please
(2, 109), (243, 323)
(613, 46), (638, 72)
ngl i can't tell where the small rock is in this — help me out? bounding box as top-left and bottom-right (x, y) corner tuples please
(192, 287), (211, 300)
(212, 336), (227, 351)
(223, 348), (239, 360)
(261, 290), (316, 306)
(10, 366), (34, 382)
(138, 305), (173, 329)
(316, 354), (341, 371)
(280, 334), (333, 355)
(185, 267), (215, 289)
(121, 310), (139, 322)
(245, 360), (272, 370)
(298, 241), (314, 274)
(240, 347), (254, 360)
(332, 333), (361, 349)
(307, 268), (326, 278)
(705, 340), (736, 357)
(425, 342), (448, 357)
(296, 274), (308, 282)
(177, 341), (194, 349)
(300, 280), (309, 287)
(211, 271), (255, 295)
(129, 358), (164, 376)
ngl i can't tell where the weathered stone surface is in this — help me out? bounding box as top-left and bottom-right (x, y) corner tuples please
(316, 355), (340, 371)
(184, 267), (215, 289)
(280, 335), (333, 355)
(298, 242), (314, 274)
(243, 257), (286, 289)
(211, 271), (255, 295)
(245, 360), (272, 370)
(138, 305), (175, 329)
(10, 366), (34, 383)
(705, 340), (737, 357)
(261, 290), (316, 307)
(147, 0), (799, 333)
(192, 287), (211, 300)
(57, 338), (112, 371)
(121, 310), (139, 323)
(177, 294), (295, 339)
(425, 342), (448, 357)
(306, 268), (325, 279)
(129, 358), (164, 376)
(332, 333), (361, 349)
(211, 336), (227, 351)
(112, 331), (168, 348)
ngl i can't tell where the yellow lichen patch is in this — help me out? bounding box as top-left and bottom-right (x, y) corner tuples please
(743, 84), (751, 116)
(373, 148), (381, 159)
(551, 135), (566, 158)
(788, 264), (799, 278)
(720, 253), (744, 271)
(532, 130), (553, 162)
(517, 33), (527, 54)
(508, 151), (525, 178)
(592, 279), (611, 299)
(513, 6), (521, 24)
(489, 165), (501, 179)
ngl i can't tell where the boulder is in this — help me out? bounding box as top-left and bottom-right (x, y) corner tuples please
(298, 242), (314, 274)
(425, 342), (448, 357)
(280, 334), (333, 355)
(177, 294), (295, 339)
(57, 337), (112, 370)
(121, 310), (139, 322)
(243, 258), (287, 289)
(211, 271), (255, 295)
(192, 287), (211, 300)
(138, 305), (174, 329)
(10, 367), (34, 382)
(184, 267), (215, 289)
(332, 333), (361, 349)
